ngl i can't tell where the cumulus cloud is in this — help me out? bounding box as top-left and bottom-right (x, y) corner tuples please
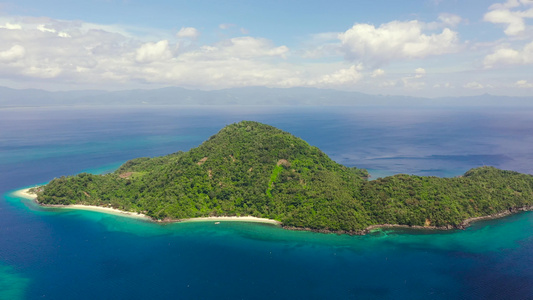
(0, 16), (304, 88)
(0, 14), (471, 92)
(0, 22), (22, 30)
(0, 17), (137, 81)
(484, 0), (533, 36)
(36, 24), (71, 38)
(188, 37), (289, 59)
(414, 67), (426, 78)
(300, 32), (342, 59)
(219, 23), (235, 30)
(434, 82), (454, 88)
(484, 41), (533, 67)
(218, 23), (249, 34)
(135, 40), (172, 63)
(516, 79), (533, 87)
(177, 27), (199, 39)
(489, 0), (533, 10)
(24, 65), (63, 78)
(399, 67), (428, 89)
(58, 32), (71, 38)
(438, 13), (462, 27)
(339, 20), (459, 65)
(0, 45), (25, 62)
(371, 68), (385, 78)
(464, 81), (485, 89)
(37, 24), (56, 33)
(313, 65), (363, 86)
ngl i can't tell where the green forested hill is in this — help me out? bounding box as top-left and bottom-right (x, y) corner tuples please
(35, 121), (533, 233)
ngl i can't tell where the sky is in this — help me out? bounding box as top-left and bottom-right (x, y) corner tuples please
(0, 0), (532, 97)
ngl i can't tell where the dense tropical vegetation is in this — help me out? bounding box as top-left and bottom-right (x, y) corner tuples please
(34, 121), (533, 233)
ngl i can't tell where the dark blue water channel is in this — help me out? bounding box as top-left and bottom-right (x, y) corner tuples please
(1, 105), (533, 299)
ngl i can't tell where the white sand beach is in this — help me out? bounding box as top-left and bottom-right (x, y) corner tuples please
(181, 216), (281, 225)
(56, 204), (151, 220)
(13, 188), (281, 224)
(13, 188), (151, 220)
(12, 188), (38, 200)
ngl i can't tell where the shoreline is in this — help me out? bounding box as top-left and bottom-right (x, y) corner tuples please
(44, 204), (152, 220)
(458, 205), (533, 228)
(12, 188), (281, 225)
(12, 188), (533, 234)
(177, 216), (281, 225)
(13, 188), (151, 221)
(283, 206), (533, 235)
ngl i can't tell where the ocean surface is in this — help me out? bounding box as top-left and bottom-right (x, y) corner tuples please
(1, 105), (533, 299)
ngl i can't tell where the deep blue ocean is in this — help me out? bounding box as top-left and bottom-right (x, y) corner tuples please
(1, 105), (533, 299)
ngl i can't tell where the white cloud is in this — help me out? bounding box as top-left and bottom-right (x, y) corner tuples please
(339, 20), (459, 65)
(135, 40), (172, 63)
(2, 14), (519, 96)
(437, 13), (462, 27)
(37, 24), (56, 33)
(0, 16), (302, 88)
(489, 0), (533, 10)
(36, 24), (71, 38)
(0, 45), (25, 62)
(0, 22), (22, 30)
(313, 65), (363, 86)
(484, 41), (533, 67)
(177, 27), (199, 39)
(371, 68), (385, 78)
(189, 37), (289, 59)
(464, 81), (484, 89)
(218, 23), (249, 34)
(516, 79), (533, 87)
(434, 82), (455, 88)
(399, 68), (428, 89)
(300, 32), (342, 59)
(23, 65), (62, 78)
(414, 67), (426, 78)
(484, 0), (533, 36)
(58, 32), (71, 38)
(219, 23), (235, 30)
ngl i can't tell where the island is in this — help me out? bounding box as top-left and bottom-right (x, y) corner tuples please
(28, 121), (533, 234)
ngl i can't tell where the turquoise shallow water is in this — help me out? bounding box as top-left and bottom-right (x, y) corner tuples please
(1, 106), (533, 299)
(0, 264), (29, 300)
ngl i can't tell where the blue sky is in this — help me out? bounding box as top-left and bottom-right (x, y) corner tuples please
(0, 0), (532, 97)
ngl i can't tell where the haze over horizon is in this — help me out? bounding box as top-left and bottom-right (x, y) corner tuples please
(1, 0), (532, 98)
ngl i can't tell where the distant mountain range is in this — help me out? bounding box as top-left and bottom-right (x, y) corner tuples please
(1, 85), (532, 107)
